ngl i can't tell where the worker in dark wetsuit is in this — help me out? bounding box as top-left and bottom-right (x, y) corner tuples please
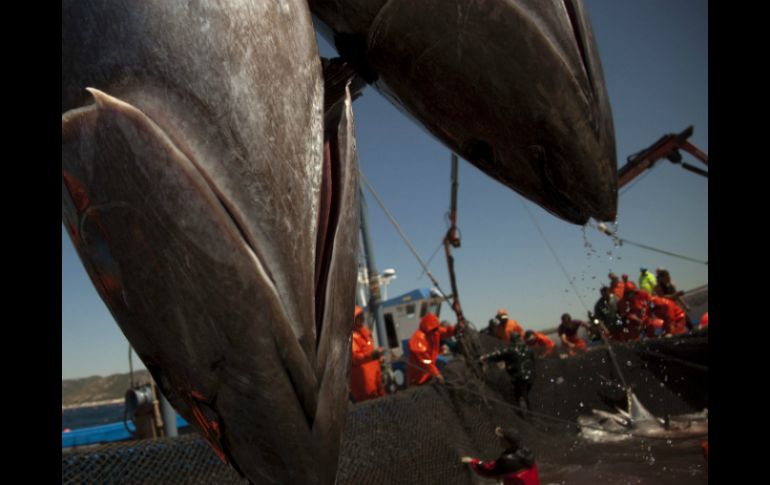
(479, 333), (536, 413)
(462, 427), (540, 485)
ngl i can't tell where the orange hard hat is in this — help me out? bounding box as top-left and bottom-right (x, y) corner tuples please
(496, 308), (508, 317)
(354, 306), (363, 318)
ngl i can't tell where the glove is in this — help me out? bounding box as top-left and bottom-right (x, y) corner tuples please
(371, 349), (382, 360)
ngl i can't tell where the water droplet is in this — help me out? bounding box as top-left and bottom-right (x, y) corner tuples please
(579, 401), (584, 408)
(626, 360), (632, 366)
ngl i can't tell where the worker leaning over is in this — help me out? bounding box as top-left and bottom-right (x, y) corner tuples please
(462, 427), (540, 485)
(608, 273), (625, 300)
(492, 308), (524, 343)
(523, 330), (555, 358)
(557, 313), (588, 356)
(350, 306), (385, 402)
(616, 282), (651, 342)
(648, 296), (688, 337)
(479, 333), (536, 413)
(407, 313), (455, 386)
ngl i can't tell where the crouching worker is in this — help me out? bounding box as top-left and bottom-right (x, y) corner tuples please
(461, 427), (540, 485)
(524, 330), (556, 358)
(479, 334), (535, 414)
(350, 306), (385, 402)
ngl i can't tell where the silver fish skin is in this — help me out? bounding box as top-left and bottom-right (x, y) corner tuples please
(310, 0), (618, 224)
(62, 1), (358, 483)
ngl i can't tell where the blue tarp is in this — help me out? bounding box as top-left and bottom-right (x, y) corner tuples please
(381, 288), (434, 309)
(62, 415), (189, 448)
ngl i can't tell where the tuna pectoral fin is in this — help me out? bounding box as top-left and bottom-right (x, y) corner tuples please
(311, 84), (360, 485)
(62, 89), (324, 482)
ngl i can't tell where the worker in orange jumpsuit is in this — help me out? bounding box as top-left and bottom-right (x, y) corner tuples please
(557, 314), (587, 356)
(350, 306), (385, 402)
(407, 313), (455, 386)
(493, 308), (524, 343)
(523, 330), (555, 357)
(615, 282), (650, 342)
(649, 296), (688, 337)
(609, 273), (625, 300)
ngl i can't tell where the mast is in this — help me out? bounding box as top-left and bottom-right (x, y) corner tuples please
(359, 180), (389, 348)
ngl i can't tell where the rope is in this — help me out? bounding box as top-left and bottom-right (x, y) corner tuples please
(395, 346), (705, 439)
(417, 240), (446, 280)
(520, 201), (589, 312)
(441, 372), (703, 440)
(617, 239), (708, 265)
(360, 172), (448, 296)
(590, 222), (708, 266)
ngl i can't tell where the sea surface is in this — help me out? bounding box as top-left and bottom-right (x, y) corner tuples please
(62, 402), (125, 431)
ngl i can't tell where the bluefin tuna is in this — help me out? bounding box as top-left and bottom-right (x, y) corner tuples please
(62, 1), (619, 483)
(310, 0), (618, 224)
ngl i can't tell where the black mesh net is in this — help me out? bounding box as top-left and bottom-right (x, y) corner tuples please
(61, 433), (247, 484)
(62, 331), (708, 484)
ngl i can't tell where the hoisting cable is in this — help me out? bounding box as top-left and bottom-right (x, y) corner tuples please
(400, 357), (702, 439)
(417, 240), (446, 280)
(521, 202), (631, 390)
(591, 222), (708, 265)
(520, 201), (589, 313)
(360, 172), (447, 296)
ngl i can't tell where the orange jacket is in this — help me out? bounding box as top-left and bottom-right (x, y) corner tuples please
(700, 312), (708, 328)
(610, 280), (625, 300)
(649, 296), (687, 336)
(407, 313), (454, 386)
(525, 332), (555, 357)
(495, 318), (524, 343)
(350, 324), (384, 402)
(617, 290), (650, 341)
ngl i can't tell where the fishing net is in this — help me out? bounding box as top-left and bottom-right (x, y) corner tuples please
(61, 432), (247, 484)
(61, 330), (708, 484)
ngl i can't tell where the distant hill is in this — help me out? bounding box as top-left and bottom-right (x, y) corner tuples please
(62, 370), (153, 406)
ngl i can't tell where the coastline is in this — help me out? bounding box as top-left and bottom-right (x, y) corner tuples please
(62, 398), (124, 410)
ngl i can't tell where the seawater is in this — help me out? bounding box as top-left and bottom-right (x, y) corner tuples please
(62, 402), (125, 430)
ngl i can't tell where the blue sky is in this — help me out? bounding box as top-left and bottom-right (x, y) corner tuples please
(62, 0), (707, 380)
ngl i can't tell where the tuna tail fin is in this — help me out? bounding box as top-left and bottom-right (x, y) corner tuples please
(627, 388), (657, 424)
